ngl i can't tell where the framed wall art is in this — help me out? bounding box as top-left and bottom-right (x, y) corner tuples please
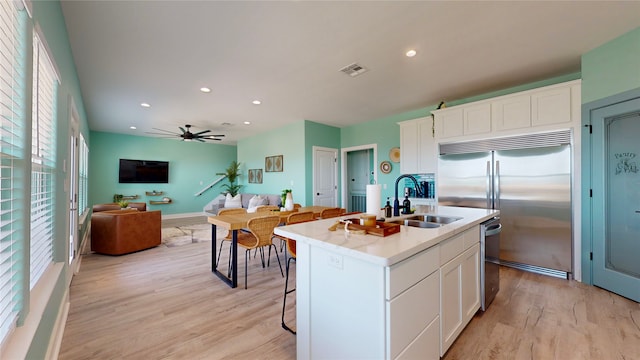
(248, 169), (263, 183)
(265, 155), (283, 172)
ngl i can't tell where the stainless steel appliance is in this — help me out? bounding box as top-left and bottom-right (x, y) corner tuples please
(438, 130), (572, 278)
(481, 217), (501, 311)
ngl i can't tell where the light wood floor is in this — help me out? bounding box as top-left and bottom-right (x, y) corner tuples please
(60, 226), (640, 359)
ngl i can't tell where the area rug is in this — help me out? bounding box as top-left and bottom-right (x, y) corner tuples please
(161, 223), (227, 247)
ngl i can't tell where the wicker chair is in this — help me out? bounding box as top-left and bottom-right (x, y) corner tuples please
(320, 207), (345, 219)
(236, 215), (283, 289)
(216, 208), (248, 274)
(256, 205), (280, 213)
(280, 211), (315, 334)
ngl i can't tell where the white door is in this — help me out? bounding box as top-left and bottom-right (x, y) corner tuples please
(68, 106), (79, 274)
(591, 98), (640, 302)
(314, 147), (337, 206)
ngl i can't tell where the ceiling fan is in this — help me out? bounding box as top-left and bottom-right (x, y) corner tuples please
(147, 124), (225, 142)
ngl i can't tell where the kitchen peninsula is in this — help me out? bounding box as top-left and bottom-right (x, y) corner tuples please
(274, 206), (499, 359)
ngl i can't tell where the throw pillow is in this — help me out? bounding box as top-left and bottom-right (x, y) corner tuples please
(246, 195), (265, 213)
(224, 193), (242, 208)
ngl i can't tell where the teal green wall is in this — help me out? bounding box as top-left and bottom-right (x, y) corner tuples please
(582, 27), (640, 104)
(237, 121), (306, 203)
(22, 1), (91, 359)
(580, 27), (640, 285)
(304, 120), (340, 205)
(89, 131), (236, 215)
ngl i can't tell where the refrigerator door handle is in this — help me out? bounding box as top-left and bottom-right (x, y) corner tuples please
(495, 160), (500, 209)
(486, 161), (492, 208)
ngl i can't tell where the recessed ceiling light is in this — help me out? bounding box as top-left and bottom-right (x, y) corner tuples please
(406, 49), (417, 57)
(130, 126), (137, 130)
(244, 121), (251, 125)
(200, 87), (211, 93)
(252, 100), (261, 105)
(141, 102), (151, 108)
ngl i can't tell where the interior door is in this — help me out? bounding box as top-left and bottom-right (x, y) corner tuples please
(592, 98), (640, 302)
(314, 147), (337, 206)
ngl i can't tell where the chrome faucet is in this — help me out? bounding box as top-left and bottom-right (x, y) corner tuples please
(394, 174), (422, 216)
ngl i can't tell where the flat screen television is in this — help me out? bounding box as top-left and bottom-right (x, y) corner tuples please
(119, 159), (169, 183)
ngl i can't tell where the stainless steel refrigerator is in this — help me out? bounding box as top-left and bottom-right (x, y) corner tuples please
(438, 130), (572, 278)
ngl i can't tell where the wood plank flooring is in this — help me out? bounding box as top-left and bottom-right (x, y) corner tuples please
(60, 222), (640, 359)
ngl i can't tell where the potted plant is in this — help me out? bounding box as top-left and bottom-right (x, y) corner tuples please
(218, 160), (242, 196)
(117, 200), (129, 209)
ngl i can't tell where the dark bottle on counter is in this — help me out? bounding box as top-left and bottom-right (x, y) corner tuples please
(384, 197), (392, 217)
(402, 196), (411, 214)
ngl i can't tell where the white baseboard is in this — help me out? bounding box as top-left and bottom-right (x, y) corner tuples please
(45, 292), (69, 360)
(161, 212), (208, 220)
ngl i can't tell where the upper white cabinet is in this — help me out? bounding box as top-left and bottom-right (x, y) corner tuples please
(433, 80), (581, 141)
(398, 117), (436, 174)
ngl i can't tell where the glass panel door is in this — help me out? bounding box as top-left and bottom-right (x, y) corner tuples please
(605, 113), (640, 279)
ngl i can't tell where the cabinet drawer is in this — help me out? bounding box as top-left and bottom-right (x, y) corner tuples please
(386, 245), (439, 300)
(463, 225), (480, 250)
(388, 271), (439, 359)
(395, 315), (439, 360)
(439, 232), (464, 266)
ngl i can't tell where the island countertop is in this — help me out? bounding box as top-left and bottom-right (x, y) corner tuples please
(273, 205), (499, 267)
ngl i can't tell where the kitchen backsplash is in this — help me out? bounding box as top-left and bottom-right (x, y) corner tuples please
(403, 173), (435, 199)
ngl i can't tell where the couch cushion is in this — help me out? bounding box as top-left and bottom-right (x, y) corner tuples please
(247, 195), (268, 213)
(224, 193), (242, 208)
(264, 194), (281, 207)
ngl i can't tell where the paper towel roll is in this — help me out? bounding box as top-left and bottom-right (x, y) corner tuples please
(366, 184), (382, 216)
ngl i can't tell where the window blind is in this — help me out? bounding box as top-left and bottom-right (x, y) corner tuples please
(30, 32), (57, 289)
(0, 0), (24, 345)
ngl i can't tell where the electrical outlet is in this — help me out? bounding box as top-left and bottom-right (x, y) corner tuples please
(328, 254), (343, 269)
(383, 184), (387, 189)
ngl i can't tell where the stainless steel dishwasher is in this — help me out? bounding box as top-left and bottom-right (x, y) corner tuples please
(481, 217), (501, 311)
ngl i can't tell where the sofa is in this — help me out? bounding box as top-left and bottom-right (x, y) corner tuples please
(91, 209), (161, 255)
(204, 193), (281, 214)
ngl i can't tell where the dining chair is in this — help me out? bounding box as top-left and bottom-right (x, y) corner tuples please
(236, 215), (283, 289)
(320, 207), (345, 219)
(280, 211), (315, 334)
(256, 205), (279, 212)
(216, 208), (247, 274)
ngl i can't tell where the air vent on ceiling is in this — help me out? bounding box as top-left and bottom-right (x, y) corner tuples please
(339, 62), (369, 77)
(221, 122), (234, 126)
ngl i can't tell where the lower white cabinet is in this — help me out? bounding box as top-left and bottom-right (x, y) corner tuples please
(440, 242), (481, 356)
(296, 225), (481, 359)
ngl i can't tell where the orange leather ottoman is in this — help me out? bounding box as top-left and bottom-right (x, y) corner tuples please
(91, 209), (161, 255)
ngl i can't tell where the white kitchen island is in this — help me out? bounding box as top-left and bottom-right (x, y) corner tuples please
(274, 205), (499, 359)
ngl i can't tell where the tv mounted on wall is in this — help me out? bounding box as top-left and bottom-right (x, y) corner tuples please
(119, 159), (169, 183)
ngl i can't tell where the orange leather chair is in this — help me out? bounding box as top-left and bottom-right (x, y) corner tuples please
(91, 209), (161, 255)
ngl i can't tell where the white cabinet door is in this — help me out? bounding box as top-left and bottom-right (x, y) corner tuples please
(396, 316), (440, 360)
(463, 103), (491, 135)
(400, 120), (419, 174)
(492, 94), (531, 131)
(435, 108), (464, 139)
(440, 252), (463, 356)
(399, 117), (436, 174)
(531, 86), (571, 126)
(461, 243), (481, 324)
(418, 119), (436, 173)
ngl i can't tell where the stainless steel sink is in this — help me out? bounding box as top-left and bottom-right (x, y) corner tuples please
(407, 214), (462, 224)
(392, 219), (443, 228)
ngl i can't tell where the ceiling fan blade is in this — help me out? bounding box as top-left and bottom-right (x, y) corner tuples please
(193, 129), (211, 136)
(196, 138), (205, 142)
(179, 126), (186, 134)
(150, 128), (179, 135)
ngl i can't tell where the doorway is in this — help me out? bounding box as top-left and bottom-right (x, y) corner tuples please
(590, 96), (640, 302)
(341, 144), (377, 211)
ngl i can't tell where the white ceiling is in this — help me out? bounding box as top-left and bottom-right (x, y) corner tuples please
(60, 1), (640, 144)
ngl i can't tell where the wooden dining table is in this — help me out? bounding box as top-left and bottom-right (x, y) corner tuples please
(207, 205), (332, 288)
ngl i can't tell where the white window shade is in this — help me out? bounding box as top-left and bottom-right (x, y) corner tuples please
(0, 0), (25, 345)
(30, 32), (58, 289)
